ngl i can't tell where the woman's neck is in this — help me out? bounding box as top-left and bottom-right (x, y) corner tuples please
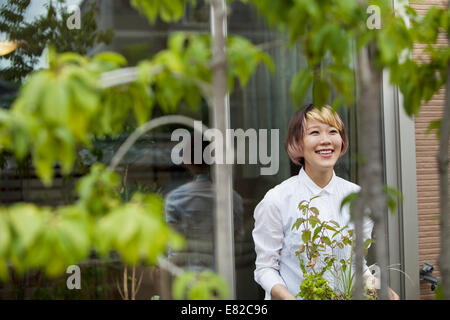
(304, 166), (333, 188)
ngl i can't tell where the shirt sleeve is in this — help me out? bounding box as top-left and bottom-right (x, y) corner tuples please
(345, 184), (374, 278)
(164, 191), (181, 227)
(252, 192), (287, 296)
(362, 216), (375, 277)
(350, 215), (374, 278)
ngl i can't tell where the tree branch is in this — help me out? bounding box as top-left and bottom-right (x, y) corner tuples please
(438, 10), (450, 297)
(108, 115), (210, 171)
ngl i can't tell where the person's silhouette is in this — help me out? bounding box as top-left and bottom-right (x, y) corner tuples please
(165, 133), (244, 271)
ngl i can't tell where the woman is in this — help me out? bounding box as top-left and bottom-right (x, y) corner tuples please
(252, 104), (399, 300)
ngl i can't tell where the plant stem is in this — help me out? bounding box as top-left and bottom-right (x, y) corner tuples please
(123, 266), (128, 300)
(131, 265), (136, 300)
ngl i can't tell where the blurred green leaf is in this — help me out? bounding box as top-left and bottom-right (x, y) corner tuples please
(173, 270), (228, 300)
(313, 75), (330, 108)
(426, 119), (441, 139)
(290, 69), (313, 106)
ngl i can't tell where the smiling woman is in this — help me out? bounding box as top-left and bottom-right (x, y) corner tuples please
(295, 106), (348, 188)
(252, 104), (374, 300)
(285, 104), (348, 171)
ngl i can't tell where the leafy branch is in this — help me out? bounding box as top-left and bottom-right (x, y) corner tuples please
(292, 196), (373, 300)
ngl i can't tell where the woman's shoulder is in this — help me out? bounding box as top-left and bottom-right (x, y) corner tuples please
(262, 175), (300, 203)
(334, 175), (361, 193)
(254, 176), (299, 219)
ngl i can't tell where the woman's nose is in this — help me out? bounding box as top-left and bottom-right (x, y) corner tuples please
(319, 133), (332, 144)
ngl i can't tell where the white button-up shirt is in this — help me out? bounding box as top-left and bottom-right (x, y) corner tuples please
(253, 168), (374, 299)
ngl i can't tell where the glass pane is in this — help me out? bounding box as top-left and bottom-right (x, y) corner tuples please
(94, 0), (215, 300)
(0, 0), (219, 300)
(0, 0), (361, 301)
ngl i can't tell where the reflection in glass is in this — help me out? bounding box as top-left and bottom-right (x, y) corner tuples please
(0, 0), (358, 300)
(165, 134), (244, 272)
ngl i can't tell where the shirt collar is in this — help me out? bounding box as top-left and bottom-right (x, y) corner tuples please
(298, 167), (336, 195)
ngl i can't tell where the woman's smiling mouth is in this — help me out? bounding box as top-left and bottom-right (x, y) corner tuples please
(316, 149), (334, 158)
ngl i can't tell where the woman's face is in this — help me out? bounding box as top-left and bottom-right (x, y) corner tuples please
(302, 119), (343, 174)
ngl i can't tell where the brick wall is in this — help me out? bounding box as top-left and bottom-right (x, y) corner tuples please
(414, 90), (445, 300)
(411, 0), (448, 300)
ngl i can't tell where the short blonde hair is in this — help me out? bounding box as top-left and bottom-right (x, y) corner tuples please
(285, 104), (349, 166)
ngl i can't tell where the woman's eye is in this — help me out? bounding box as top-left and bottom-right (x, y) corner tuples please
(309, 130), (319, 135)
(330, 130), (338, 134)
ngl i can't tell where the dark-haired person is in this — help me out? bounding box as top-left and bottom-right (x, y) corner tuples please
(165, 133), (244, 271)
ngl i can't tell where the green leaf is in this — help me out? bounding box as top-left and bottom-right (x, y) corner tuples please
(298, 244), (306, 254)
(54, 127), (75, 175)
(313, 225), (323, 240)
(290, 69), (313, 106)
(173, 272), (196, 300)
(435, 283), (444, 300)
(298, 204), (308, 211)
(383, 185), (403, 214)
(168, 32), (189, 53)
(321, 236), (331, 246)
(57, 52), (87, 65)
(92, 52), (127, 68)
(292, 217), (305, 231)
(340, 192), (359, 211)
(9, 117), (30, 161)
(67, 76), (99, 115)
(167, 229), (186, 251)
(329, 220), (340, 228)
(0, 213), (11, 257)
(342, 237), (352, 246)
(302, 229), (311, 243)
(41, 78), (70, 124)
(172, 270), (228, 300)
(324, 224), (337, 233)
(347, 229), (354, 239)
(21, 72), (48, 112)
(426, 119), (441, 139)
(298, 200), (308, 206)
(300, 263), (307, 275)
(8, 204), (45, 253)
(130, 82), (153, 125)
(364, 238), (374, 249)
(160, 0), (186, 22)
(33, 130), (55, 186)
(313, 75), (330, 108)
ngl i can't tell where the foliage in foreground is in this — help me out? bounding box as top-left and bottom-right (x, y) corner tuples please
(0, 163), (185, 279)
(0, 1), (274, 299)
(1, 0), (448, 300)
(292, 196), (375, 300)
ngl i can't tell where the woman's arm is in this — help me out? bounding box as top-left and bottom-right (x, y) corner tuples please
(388, 288), (400, 300)
(253, 192), (289, 298)
(270, 284), (297, 300)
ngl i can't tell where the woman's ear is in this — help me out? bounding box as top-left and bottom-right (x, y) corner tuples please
(339, 141), (346, 156)
(297, 140), (304, 156)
